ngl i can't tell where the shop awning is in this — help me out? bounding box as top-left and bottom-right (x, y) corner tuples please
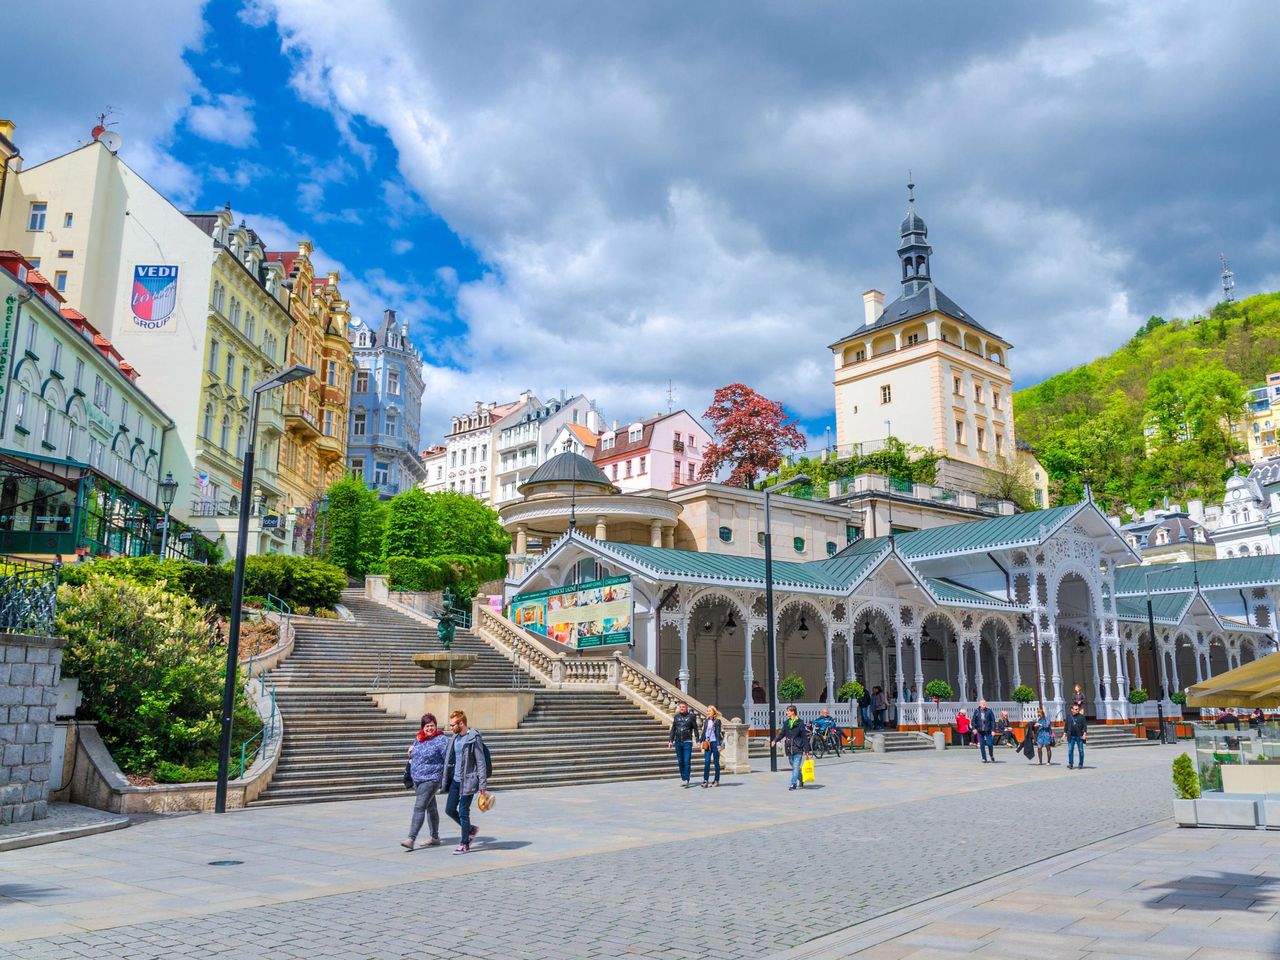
(1187, 650), (1280, 709)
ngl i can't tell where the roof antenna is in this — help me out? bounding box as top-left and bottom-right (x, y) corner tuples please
(907, 170), (915, 206)
(1219, 253), (1235, 303)
(666, 379), (675, 414)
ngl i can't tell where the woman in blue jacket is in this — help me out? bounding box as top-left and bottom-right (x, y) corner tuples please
(403, 713), (449, 850)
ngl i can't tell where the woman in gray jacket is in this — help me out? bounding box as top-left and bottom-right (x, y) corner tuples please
(442, 709), (490, 854)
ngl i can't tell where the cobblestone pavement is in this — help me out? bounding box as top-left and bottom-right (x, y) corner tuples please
(1, 746), (1186, 960)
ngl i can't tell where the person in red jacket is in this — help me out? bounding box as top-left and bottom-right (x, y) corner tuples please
(955, 708), (972, 746)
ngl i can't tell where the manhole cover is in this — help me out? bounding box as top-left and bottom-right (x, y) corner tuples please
(207, 860), (244, 867)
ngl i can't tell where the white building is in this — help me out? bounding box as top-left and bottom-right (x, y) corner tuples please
(418, 444), (447, 493)
(443, 399), (520, 501)
(493, 392), (601, 506)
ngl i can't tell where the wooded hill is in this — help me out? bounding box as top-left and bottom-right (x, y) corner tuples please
(1013, 290), (1280, 513)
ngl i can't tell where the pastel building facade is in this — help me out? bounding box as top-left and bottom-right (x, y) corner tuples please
(593, 410), (711, 493)
(347, 310), (425, 497)
(493, 392), (602, 506)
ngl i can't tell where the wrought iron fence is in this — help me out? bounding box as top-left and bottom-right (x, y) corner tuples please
(0, 555), (61, 636)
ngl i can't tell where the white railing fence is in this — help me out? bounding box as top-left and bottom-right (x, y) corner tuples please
(748, 702), (855, 731)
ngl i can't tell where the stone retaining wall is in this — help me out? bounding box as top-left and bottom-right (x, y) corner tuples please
(0, 634), (65, 824)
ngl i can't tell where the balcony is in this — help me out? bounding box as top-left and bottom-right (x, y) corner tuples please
(284, 402), (320, 439)
(259, 402), (286, 437)
(315, 432), (343, 464)
(672, 439), (685, 452)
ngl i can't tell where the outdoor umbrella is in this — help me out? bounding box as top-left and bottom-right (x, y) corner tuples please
(1186, 650), (1280, 709)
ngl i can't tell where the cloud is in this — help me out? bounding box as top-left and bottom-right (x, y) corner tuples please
(2, 0), (209, 204)
(187, 93), (257, 147)
(392, 239), (414, 255)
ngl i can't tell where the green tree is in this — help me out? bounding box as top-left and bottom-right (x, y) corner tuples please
(325, 473), (384, 576)
(983, 455), (1039, 511)
(419, 491), (509, 556)
(384, 487), (432, 559)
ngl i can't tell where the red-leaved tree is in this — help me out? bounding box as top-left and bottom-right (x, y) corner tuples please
(698, 383), (806, 488)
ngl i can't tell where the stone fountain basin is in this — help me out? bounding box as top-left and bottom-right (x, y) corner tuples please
(412, 652), (478, 688)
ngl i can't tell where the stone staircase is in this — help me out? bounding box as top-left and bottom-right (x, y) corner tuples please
(1082, 725), (1162, 749)
(253, 590), (677, 806)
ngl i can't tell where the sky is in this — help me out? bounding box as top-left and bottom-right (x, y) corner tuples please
(7, 1), (1280, 448)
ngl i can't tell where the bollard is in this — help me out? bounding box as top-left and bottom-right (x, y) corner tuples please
(870, 733), (886, 753)
(933, 731), (946, 750)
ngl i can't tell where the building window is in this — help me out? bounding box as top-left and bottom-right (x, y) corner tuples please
(601, 434), (614, 450)
(993, 390), (1001, 411)
(209, 339), (220, 374)
(955, 420), (965, 444)
(229, 298), (241, 328)
(688, 462), (695, 481)
(995, 433), (1003, 455)
(63, 212), (74, 228)
(718, 526), (733, 543)
(976, 427), (985, 451)
(57, 249), (73, 259)
(880, 385), (892, 405)
(638, 455), (647, 474)
(27, 203), (46, 231)
(854, 349), (865, 362)
(906, 333), (920, 346)
(673, 459), (681, 481)
(628, 425), (642, 442)
(625, 459), (633, 478)
(826, 541), (838, 556)
(374, 462), (389, 485)
(953, 376), (962, 396)
(351, 457), (364, 476)
(225, 352), (235, 384)
(388, 370), (400, 395)
(611, 463), (619, 481)
(386, 411), (398, 436)
(73, 358), (84, 390)
(793, 537), (805, 553)
(26, 319), (38, 352)
(327, 361), (337, 386)
(974, 384), (983, 403)
(246, 313), (255, 341)
(235, 425), (245, 460)
(356, 369), (368, 392)
(352, 411), (366, 437)
(847, 523), (860, 543)
(27, 257), (40, 270)
(219, 415), (230, 449)
(324, 410), (334, 436)
(241, 364), (250, 396)
(51, 340), (62, 373)
(758, 532), (766, 547)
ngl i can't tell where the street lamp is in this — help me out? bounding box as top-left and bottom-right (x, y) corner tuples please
(764, 472), (810, 773)
(215, 363), (314, 814)
(157, 472), (178, 558)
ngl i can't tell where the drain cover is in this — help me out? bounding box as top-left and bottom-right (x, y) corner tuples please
(207, 860), (244, 867)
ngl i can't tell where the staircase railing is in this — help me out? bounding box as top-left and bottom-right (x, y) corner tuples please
(0, 555), (61, 637)
(265, 593), (292, 628)
(235, 659), (280, 778)
(474, 605), (710, 723)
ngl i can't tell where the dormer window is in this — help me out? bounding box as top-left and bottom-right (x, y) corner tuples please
(1155, 528), (1169, 546)
(628, 423), (642, 442)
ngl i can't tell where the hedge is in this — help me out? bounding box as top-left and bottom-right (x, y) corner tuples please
(387, 553), (506, 592)
(59, 554), (346, 614)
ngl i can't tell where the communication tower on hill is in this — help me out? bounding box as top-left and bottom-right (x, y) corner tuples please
(1220, 253), (1236, 303)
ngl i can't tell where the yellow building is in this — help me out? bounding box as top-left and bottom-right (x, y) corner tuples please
(266, 241), (353, 551)
(1239, 373), (1280, 463)
(831, 187), (1017, 496)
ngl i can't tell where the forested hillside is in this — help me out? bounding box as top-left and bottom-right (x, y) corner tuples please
(1014, 290), (1280, 513)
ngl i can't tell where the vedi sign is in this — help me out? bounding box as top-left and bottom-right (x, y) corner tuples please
(130, 265), (179, 330)
(509, 575), (633, 649)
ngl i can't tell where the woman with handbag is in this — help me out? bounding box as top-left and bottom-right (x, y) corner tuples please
(1033, 707), (1054, 765)
(402, 713), (448, 850)
(701, 705), (723, 788)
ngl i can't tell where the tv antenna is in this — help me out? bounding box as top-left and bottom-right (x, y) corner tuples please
(1219, 253), (1235, 303)
(91, 108), (124, 154)
(666, 379), (675, 414)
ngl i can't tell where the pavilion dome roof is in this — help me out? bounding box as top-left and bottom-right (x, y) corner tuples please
(520, 451), (618, 495)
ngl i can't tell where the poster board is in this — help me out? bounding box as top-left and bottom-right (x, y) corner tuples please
(509, 575), (632, 649)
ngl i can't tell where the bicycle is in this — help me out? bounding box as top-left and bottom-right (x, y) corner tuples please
(807, 723), (843, 759)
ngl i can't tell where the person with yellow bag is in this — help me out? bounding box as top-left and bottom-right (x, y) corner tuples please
(771, 704), (811, 791)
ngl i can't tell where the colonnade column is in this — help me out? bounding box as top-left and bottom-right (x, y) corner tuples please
(992, 646), (1003, 701)
(1046, 616), (1064, 707)
(1090, 639), (1104, 715)
(956, 639), (969, 702)
(1130, 645), (1143, 691)
(650, 520), (663, 548)
(973, 638), (985, 700)
(677, 621), (690, 692)
(1011, 641), (1022, 689)
(1157, 630), (1170, 699)
(912, 635), (924, 701)
(742, 624), (754, 727)
(1193, 644), (1205, 683)
(1112, 642), (1127, 700)
(595, 517), (608, 541)
(823, 626), (836, 707)
(1099, 639), (1114, 716)
(893, 631), (905, 725)
(1167, 643), (1181, 697)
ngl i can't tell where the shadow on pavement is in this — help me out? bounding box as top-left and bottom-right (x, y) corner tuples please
(471, 840), (531, 851)
(0, 884), (62, 901)
(1144, 872), (1278, 911)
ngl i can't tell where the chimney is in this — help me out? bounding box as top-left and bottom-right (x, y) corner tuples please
(384, 308), (396, 324)
(863, 290), (884, 326)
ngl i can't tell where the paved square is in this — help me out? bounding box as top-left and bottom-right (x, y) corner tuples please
(3, 744), (1272, 959)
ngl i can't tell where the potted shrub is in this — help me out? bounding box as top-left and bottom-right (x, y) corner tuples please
(1172, 753), (1200, 826)
(1128, 687), (1149, 705)
(1170, 691), (1187, 706)
(1011, 684), (1035, 704)
(837, 680), (864, 704)
(778, 672), (806, 703)
(924, 679), (954, 702)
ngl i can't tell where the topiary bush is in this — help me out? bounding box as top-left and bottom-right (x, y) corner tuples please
(1172, 752), (1200, 799)
(387, 553), (506, 592)
(1011, 684), (1036, 704)
(1128, 687), (1149, 705)
(241, 555), (345, 611)
(837, 680), (865, 703)
(924, 679), (954, 701)
(778, 672), (806, 702)
(1171, 691), (1187, 706)
(56, 574), (259, 779)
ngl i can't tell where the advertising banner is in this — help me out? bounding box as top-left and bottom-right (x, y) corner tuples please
(130, 265), (179, 330)
(509, 575), (632, 649)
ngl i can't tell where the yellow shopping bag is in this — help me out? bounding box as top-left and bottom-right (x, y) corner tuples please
(801, 757), (815, 783)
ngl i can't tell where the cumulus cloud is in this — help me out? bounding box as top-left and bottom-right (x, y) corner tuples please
(186, 93), (256, 147)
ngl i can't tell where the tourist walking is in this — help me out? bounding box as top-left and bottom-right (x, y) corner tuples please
(1065, 703), (1088, 769)
(701, 705), (723, 787)
(402, 713), (448, 850)
(872, 686), (888, 729)
(955, 708), (971, 746)
(772, 705), (810, 790)
(1071, 683), (1086, 714)
(1032, 707), (1054, 765)
(442, 710), (490, 855)
(858, 686), (872, 727)
(668, 701), (699, 787)
(973, 699), (997, 763)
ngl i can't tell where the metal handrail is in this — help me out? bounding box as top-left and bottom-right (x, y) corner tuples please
(234, 658), (279, 779)
(0, 554), (61, 636)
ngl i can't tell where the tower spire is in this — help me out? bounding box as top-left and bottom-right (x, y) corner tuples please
(898, 177), (932, 295)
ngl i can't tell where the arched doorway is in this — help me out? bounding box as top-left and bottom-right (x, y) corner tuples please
(918, 612), (958, 697)
(775, 599), (829, 703)
(1054, 571), (1098, 706)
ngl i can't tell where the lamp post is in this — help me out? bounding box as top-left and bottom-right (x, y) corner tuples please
(764, 472), (810, 773)
(157, 472), (178, 558)
(215, 364), (315, 814)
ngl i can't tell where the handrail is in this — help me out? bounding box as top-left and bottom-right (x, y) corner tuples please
(235, 657), (279, 778)
(0, 554), (61, 636)
(265, 593), (292, 621)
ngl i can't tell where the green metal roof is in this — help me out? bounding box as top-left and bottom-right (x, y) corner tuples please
(1114, 556), (1280, 595)
(1114, 592), (1192, 624)
(894, 503), (1082, 560)
(924, 578), (1018, 609)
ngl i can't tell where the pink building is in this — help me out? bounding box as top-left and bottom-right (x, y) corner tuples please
(592, 411), (712, 492)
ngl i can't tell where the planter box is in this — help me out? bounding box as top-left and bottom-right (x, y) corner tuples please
(1221, 764), (1280, 794)
(1265, 799), (1280, 829)
(1195, 796), (1260, 828)
(1173, 798), (1198, 826)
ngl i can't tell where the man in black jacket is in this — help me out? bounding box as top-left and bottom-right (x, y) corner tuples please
(668, 702), (700, 787)
(973, 699), (997, 763)
(1066, 703), (1088, 769)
